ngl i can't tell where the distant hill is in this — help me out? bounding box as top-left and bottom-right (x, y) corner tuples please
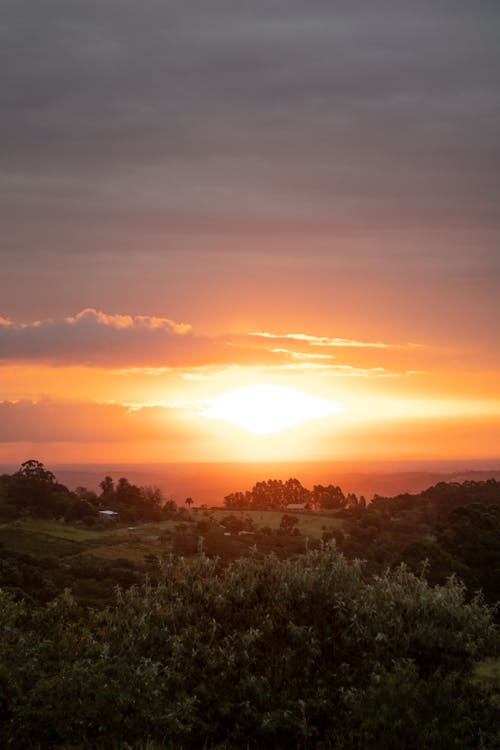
(2, 459), (497, 506)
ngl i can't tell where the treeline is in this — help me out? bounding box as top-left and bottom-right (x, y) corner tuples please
(371, 478), (500, 522)
(223, 476), (500, 607)
(0, 459), (175, 524)
(321, 478), (500, 607)
(224, 477), (362, 510)
(225, 476), (500, 514)
(1, 548), (498, 749)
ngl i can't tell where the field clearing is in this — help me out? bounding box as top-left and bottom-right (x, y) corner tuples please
(203, 508), (344, 539)
(0, 524), (97, 557)
(76, 541), (167, 563)
(111, 519), (179, 537)
(1, 518), (103, 541)
(0, 510), (343, 561)
(0, 518), (177, 563)
(0, 527), (80, 557)
(0, 519), (122, 558)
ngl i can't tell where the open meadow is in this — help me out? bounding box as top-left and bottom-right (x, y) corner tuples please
(0, 508), (345, 564)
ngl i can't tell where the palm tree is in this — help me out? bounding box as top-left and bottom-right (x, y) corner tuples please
(185, 497), (193, 510)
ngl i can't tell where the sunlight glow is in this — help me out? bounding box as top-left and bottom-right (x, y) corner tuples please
(201, 384), (342, 433)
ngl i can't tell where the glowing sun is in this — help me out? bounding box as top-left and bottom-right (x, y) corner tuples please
(202, 384), (342, 433)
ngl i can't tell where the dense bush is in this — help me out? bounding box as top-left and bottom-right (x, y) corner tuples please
(1, 547), (498, 749)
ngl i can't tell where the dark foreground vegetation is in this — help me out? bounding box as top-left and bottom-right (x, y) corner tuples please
(0, 461), (499, 748)
(1, 549), (498, 749)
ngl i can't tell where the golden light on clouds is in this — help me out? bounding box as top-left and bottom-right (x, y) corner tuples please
(0, 309), (499, 463)
(201, 384), (342, 434)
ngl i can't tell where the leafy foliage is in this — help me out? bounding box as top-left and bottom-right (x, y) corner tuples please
(225, 478), (313, 510)
(1, 463), (500, 747)
(0, 547), (498, 749)
(0, 462), (172, 525)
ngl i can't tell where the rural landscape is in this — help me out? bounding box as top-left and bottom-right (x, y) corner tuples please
(2, 1), (500, 748)
(0, 460), (499, 747)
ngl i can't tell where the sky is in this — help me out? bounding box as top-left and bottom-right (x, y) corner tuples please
(1, 1), (499, 464)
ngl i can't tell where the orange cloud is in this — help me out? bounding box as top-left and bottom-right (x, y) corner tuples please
(0, 310), (427, 379)
(64, 308), (192, 334)
(270, 348), (334, 361)
(251, 331), (421, 349)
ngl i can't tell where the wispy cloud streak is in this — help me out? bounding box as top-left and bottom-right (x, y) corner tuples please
(251, 331), (421, 349)
(0, 310), (425, 376)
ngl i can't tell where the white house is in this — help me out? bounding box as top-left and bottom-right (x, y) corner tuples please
(285, 503), (308, 512)
(98, 509), (119, 520)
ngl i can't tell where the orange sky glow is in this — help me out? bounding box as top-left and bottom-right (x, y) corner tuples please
(0, 309), (499, 464)
(1, 4), (499, 468)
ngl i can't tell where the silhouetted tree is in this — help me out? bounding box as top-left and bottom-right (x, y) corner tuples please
(313, 484), (346, 509)
(9, 460), (69, 517)
(99, 476), (114, 503)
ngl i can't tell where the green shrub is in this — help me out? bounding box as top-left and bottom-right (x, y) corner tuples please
(0, 547), (497, 749)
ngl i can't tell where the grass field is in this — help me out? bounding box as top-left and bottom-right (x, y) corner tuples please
(0, 509), (344, 563)
(77, 542), (164, 562)
(0, 519), (160, 560)
(204, 508), (344, 539)
(0, 519), (104, 557)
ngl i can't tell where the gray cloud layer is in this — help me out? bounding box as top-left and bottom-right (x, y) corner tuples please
(2, 1), (499, 235)
(1, 1), (499, 351)
(0, 308), (221, 366)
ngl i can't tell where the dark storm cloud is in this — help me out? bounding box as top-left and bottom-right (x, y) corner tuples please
(1, 0), (499, 239)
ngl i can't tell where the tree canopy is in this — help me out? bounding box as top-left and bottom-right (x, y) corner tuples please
(0, 547), (498, 749)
